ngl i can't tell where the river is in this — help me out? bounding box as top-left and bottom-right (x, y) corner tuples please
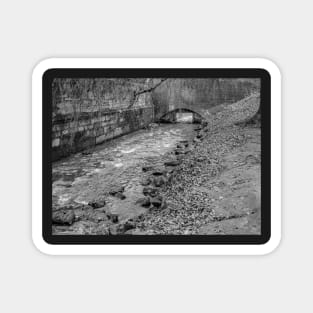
(52, 123), (196, 234)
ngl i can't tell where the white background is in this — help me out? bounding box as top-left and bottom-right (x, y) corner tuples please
(0, 0), (311, 312)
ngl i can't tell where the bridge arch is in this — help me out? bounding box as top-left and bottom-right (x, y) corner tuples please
(159, 108), (205, 124)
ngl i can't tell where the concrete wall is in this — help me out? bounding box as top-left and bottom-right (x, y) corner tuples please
(152, 78), (260, 119)
(52, 78), (160, 161)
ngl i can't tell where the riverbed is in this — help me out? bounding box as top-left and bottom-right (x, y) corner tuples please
(52, 123), (196, 234)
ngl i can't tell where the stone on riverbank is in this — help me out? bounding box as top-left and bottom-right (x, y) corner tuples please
(175, 149), (186, 155)
(115, 192), (126, 200)
(150, 196), (166, 209)
(123, 220), (136, 232)
(109, 186), (125, 195)
(140, 177), (151, 186)
(164, 160), (181, 167)
(143, 186), (158, 197)
(88, 199), (106, 209)
(152, 169), (164, 176)
(136, 197), (151, 207)
(52, 210), (75, 225)
(142, 165), (153, 172)
(107, 213), (119, 223)
(153, 175), (166, 187)
(150, 196), (162, 208)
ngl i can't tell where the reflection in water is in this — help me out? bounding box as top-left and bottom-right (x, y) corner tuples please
(176, 112), (193, 123)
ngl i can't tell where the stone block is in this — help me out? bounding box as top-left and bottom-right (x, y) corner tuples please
(96, 134), (107, 144)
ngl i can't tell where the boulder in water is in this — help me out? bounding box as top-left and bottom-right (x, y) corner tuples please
(88, 199), (106, 209)
(142, 165), (153, 172)
(109, 186), (125, 195)
(175, 149), (186, 155)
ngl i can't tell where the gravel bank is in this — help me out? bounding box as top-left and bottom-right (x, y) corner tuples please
(129, 93), (261, 235)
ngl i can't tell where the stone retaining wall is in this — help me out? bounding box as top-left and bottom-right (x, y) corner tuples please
(52, 78), (157, 161)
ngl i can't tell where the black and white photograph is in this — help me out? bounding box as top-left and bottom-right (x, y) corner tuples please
(50, 76), (263, 237)
(5, 0), (313, 309)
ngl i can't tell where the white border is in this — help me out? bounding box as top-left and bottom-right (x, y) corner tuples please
(32, 58), (281, 255)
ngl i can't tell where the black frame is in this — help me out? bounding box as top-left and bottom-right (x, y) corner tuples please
(42, 68), (271, 245)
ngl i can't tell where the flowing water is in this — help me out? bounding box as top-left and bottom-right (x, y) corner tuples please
(52, 123), (196, 230)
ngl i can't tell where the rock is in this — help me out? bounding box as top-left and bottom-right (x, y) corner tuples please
(123, 221), (136, 232)
(80, 209), (107, 222)
(115, 192), (126, 200)
(175, 149), (186, 155)
(107, 213), (119, 223)
(109, 186), (125, 195)
(152, 168), (164, 176)
(111, 220), (136, 234)
(136, 197), (151, 207)
(150, 196), (163, 208)
(111, 214), (119, 223)
(196, 156), (206, 162)
(142, 165), (153, 172)
(164, 160), (181, 167)
(143, 186), (158, 197)
(82, 150), (93, 156)
(148, 123), (158, 129)
(88, 199), (106, 209)
(140, 177), (151, 186)
(150, 196), (166, 209)
(108, 224), (122, 235)
(153, 176), (166, 187)
(52, 210), (75, 225)
(176, 154), (185, 161)
(176, 143), (185, 149)
(166, 173), (174, 183)
(193, 137), (201, 143)
(179, 140), (189, 147)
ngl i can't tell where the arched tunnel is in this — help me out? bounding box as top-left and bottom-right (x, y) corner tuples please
(159, 108), (204, 124)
